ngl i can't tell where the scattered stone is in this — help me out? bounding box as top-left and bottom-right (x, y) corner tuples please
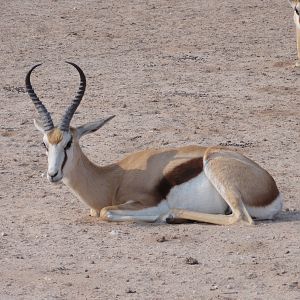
(1, 232), (7, 237)
(276, 270), (287, 276)
(109, 230), (122, 236)
(85, 275), (90, 278)
(156, 236), (167, 242)
(185, 257), (199, 265)
(246, 273), (257, 279)
(289, 281), (299, 289)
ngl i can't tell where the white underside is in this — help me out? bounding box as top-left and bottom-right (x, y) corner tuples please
(166, 171), (228, 214)
(106, 172), (283, 222)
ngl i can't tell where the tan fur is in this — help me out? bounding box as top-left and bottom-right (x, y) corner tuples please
(64, 144), (207, 211)
(204, 148), (279, 207)
(47, 128), (63, 144)
(61, 138), (281, 225)
(289, 0), (300, 65)
(32, 65), (281, 225)
(297, 27), (300, 60)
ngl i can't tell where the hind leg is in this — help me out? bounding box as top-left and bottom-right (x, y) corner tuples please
(166, 148), (254, 225)
(166, 190), (253, 225)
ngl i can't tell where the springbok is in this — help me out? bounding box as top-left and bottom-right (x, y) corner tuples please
(289, 0), (300, 66)
(26, 62), (282, 225)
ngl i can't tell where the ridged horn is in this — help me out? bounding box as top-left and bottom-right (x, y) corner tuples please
(25, 63), (54, 132)
(59, 62), (86, 132)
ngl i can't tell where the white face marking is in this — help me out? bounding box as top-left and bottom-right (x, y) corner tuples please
(43, 131), (72, 183)
(294, 10), (300, 29)
(292, 1), (300, 28)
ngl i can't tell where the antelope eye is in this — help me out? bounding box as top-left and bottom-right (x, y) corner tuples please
(65, 138), (72, 150)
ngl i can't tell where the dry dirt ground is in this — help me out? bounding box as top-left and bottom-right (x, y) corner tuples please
(0, 1), (299, 299)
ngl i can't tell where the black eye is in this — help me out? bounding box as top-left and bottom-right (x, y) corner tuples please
(65, 138), (72, 150)
(296, 8), (299, 15)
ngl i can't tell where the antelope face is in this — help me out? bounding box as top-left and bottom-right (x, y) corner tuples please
(36, 124), (73, 182)
(26, 62), (115, 184)
(289, 0), (300, 28)
(26, 62), (86, 183)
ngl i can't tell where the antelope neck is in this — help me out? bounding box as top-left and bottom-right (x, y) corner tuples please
(62, 145), (120, 210)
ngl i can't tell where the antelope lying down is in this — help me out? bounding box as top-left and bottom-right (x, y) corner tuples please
(289, 0), (300, 66)
(26, 62), (282, 225)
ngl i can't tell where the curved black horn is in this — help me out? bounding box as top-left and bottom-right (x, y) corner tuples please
(25, 63), (54, 132)
(59, 61), (86, 131)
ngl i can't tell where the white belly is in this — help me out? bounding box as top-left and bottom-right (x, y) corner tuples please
(166, 172), (228, 214)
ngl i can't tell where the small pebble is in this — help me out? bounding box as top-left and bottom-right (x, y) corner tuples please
(109, 230), (121, 236)
(126, 288), (136, 294)
(185, 257), (199, 265)
(289, 281), (299, 289)
(156, 236), (167, 242)
(210, 285), (218, 291)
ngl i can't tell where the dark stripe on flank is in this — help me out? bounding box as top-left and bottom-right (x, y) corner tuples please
(157, 157), (203, 199)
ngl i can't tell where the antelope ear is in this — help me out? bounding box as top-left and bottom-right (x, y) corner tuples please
(34, 119), (45, 133)
(76, 115), (115, 139)
(289, 0), (296, 8)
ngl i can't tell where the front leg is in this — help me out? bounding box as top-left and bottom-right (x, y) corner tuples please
(100, 200), (169, 223)
(90, 201), (144, 218)
(90, 208), (100, 217)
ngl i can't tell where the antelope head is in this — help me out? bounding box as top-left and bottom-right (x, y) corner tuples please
(289, 0), (300, 28)
(26, 62), (114, 183)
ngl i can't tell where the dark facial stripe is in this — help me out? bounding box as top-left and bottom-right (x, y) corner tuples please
(157, 157), (203, 199)
(61, 150), (68, 172)
(61, 137), (72, 173)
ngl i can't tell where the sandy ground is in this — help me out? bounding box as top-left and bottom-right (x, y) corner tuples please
(0, 0), (299, 299)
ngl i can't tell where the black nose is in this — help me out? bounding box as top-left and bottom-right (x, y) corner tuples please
(49, 171), (58, 179)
